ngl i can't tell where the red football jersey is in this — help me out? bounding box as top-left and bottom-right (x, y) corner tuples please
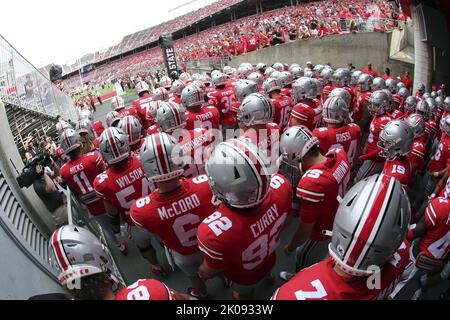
(419, 197), (450, 260)
(342, 86), (356, 112)
(93, 121), (104, 137)
(60, 151), (106, 216)
(428, 135), (450, 173)
(115, 279), (175, 300)
(354, 91), (372, 129)
(289, 102), (322, 131)
(209, 87), (237, 126)
(424, 119), (438, 145)
(118, 106), (139, 122)
(390, 109), (404, 120)
(440, 166), (450, 199)
(281, 88), (293, 98)
(272, 241), (410, 300)
(360, 114), (392, 162)
(241, 123), (281, 160)
(272, 95), (293, 129)
(313, 123), (361, 166)
(297, 149), (351, 241)
(168, 95), (181, 105)
(197, 174), (293, 285)
(179, 128), (214, 179)
(93, 155), (154, 225)
(92, 137), (100, 150)
(408, 139), (426, 172)
(185, 106), (220, 131)
(131, 175), (217, 255)
(55, 146), (70, 163)
(132, 96), (153, 128)
(146, 124), (160, 135)
(382, 157), (413, 189)
(322, 84), (335, 102)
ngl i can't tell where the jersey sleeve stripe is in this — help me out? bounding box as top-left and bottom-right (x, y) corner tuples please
(296, 187), (325, 197)
(197, 238), (223, 260)
(425, 208), (436, 227)
(429, 203), (438, 219)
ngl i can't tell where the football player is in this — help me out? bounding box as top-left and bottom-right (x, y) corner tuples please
(263, 78), (292, 130)
(272, 174), (411, 300)
(320, 68), (335, 102)
(131, 132), (218, 299)
(132, 81), (153, 128)
(355, 90), (392, 182)
(169, 80), (185, 105)
(278, 126), (351, 280)
(378, 120), (415, 190)
(181, 83), (220, 132)
(48, 225), (189, 300)
(59, 129), (126, 254)
(313, 96), (361, 166)
(354, 73), (373, 135)
(208, 72), (237, 136)
(197, 139), (292, 300)
(333, 68), (355, 112)
(105, 111), (121, 128)
(93, 127), (166, 276)
(289, 77), (322, 131)
(117, 116), (145, 154)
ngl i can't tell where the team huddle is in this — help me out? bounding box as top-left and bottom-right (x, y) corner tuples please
(49, 62), (450, 300)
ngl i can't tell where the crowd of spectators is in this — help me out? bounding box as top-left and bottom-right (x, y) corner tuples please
(62, 0), (406, 95)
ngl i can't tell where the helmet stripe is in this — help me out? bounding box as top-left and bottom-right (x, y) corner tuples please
(343, 174), (395, 269)
(107, 129), (121, 159)
(51, 228), (70, 271)
(153, 133), (170, 175)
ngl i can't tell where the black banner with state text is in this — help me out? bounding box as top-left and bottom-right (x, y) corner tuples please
(159, 34), (179, 80)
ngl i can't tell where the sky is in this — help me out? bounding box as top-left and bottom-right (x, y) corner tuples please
(0, 0), (217, 68)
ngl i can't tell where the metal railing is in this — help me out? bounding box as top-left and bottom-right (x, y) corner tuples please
(0, 35), (77, 122)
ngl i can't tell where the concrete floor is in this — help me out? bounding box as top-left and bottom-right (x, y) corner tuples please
(92, 96), (449, 300)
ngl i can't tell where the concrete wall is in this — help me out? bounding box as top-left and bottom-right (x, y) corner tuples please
(230, 32), (414, 77)
(0, 224), (62, 299)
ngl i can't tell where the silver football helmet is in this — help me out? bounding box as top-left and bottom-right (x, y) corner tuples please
(329, 88), (352, 108)
(205, 139), (271, 208)
(256, 63), (267, 72)
(237, 93), (274, 126)
(49, 225), (122, 286)
(289, 63), (300, 72)
(98, 127), (130, 165)
(406, 113), (425, 138)
(404, 96), (418, 114)
(313, 64), (325, 77)
(111, 96), (125, 111)
(358, 74), (373, 92)
(292, 77), (319, 103)
(191, 73), (201, 82)
(118, 115), (142, 146)
(153, 87), (169, 101)
(416, 100), (430, 120)
(179, 72), (191, 83)
(247, 72), (264, 87)
(378, 120), (414, 159)
(442, 115), (450, 136)
(171, 79), (186, 96)
(279, 126), (319, 186)
(60, 128), (81, 154)
(135, 80), (150, 95)
(435, 96), (444, 110)
(322, 96), (350, 124)
(181, 84), (205, 108)
(385, 78), (397, 94)
(321, 68), (334, 84)
(350, 70), (363, 87)
(263, 78), (282, 94)
(223, 66), (233, 76)
(329, 174), (410, 276)
(106, 111), (121, 127)
(291, 66), (304, 79)
(278, 71), (294, 87)
(273, 62), (284, 72)
(212, 72), (228, 87)
(76, 118), (96, 137)
(200, 73), (211, 86)
(422, 92), (431, 100)
(139, 132), (184, 182)
(146, 100), (163, 124)
(382, 89), (395, 113)
(444, 97), (450, 112)
(397, 82), (406, 91)
(238, 65), (254, 79)
(333, 68), (351, 87)
(368, 90), (390, 116)
(235, 80), (259, 103)
(264, 67), (276, 78)
(417, 83), (426, 95)
(155, 101), (187, 133)
(372, 77), (386, 91)
(159, 76), (172, 90)
(426, 98), (437, 115)
(398, 87), (410, 99)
